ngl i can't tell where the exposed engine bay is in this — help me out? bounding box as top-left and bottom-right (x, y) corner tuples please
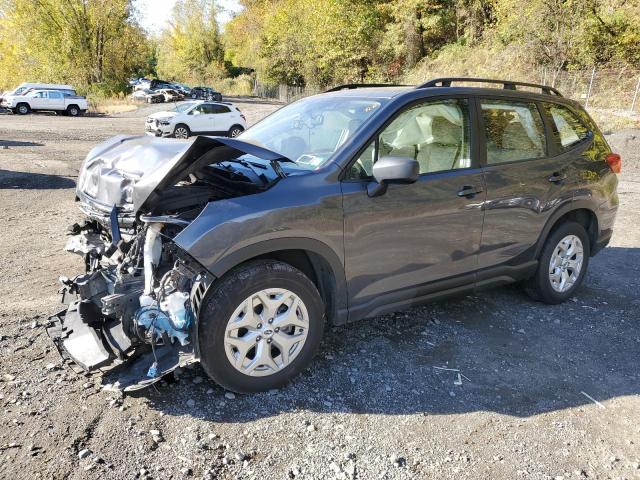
(47, 135), (296, 391)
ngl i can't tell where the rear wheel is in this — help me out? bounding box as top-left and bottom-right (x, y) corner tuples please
(66, 105), (80, 117)
(173, 124), (190, 139)
(198, 260), (325, 393)
(228, 125), (244, 137)
(524, 221), (590, 304)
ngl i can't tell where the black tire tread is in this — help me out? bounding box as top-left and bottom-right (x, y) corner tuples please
(524, 221), (590, 304)
(198, 259), (324, 393)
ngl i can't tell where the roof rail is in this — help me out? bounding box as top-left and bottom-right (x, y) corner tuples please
(417, 77), (562, 97)
(325, 83), (408, 93)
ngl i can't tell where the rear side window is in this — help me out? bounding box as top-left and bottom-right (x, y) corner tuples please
(544, 103), (591, 151)
(212, 105), (231, 114)
(481, 100), (546, 164)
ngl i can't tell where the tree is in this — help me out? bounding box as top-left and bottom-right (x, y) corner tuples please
(0, 0), (154, 93)
(156, 0), (226, 84)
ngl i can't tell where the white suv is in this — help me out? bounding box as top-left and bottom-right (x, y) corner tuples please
(145, 101), (247, 139)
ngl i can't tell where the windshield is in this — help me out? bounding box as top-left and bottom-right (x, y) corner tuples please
(175, 101), (196, 113)
(239, 96), (386, 170)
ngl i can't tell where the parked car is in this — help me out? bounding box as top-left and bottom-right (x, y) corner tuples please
(173, 83), (192, 96)
(1, 88), (87, 116)
(1, 83), (76, 106)
(190, 86), (222, 102)
(144, 100), (246, 138)
(49, 78), (619, 394)
(157, 88), (183, 102)
(131, 89), (164, 103)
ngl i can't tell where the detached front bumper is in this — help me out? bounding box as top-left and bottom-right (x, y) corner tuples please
(47, 301), (195, 392)
(144, 123), (172, 137)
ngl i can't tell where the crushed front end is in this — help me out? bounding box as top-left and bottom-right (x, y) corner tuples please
(47, 214), (211, 391)
(47, 134), (282, 391)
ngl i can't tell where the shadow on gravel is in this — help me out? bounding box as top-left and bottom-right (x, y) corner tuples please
(0, 168), (75, 189)
(133, 247), (640, 422)
(0, 139), (44, 147)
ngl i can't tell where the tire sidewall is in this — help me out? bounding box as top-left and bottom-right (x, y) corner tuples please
(198, 261), (325, 393)
(229, 126), (243, 137)
(536, 222), (590, 303)
(173, 124), (190, 139)
(17, 104), (29, 115)
(67, 106), (79, 117)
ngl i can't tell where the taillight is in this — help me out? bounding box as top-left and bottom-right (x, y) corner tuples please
(606, 153), (621, 174)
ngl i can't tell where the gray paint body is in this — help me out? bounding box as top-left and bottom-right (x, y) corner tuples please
(80, 86), (619, 325)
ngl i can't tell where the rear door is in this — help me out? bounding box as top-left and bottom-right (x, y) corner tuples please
(341, 97), (486, 317)
(477, 97), (572, 270)
(211, 104), (233, 133)
(47, 91), (65, 110)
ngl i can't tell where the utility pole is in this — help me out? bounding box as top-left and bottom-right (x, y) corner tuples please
(585, 66), (596, 109)
(631, 76), (640, 113)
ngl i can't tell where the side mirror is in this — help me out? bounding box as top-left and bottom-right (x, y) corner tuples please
(367, 155), (419, 197)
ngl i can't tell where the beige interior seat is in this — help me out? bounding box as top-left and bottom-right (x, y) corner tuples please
(417, 117), (461, 173)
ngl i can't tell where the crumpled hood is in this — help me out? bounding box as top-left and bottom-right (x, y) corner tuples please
(76, 134), (290, 214)
(76, 135), (192, 213)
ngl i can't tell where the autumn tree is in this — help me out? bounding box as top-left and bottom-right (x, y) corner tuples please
(156, 0), (225, 84)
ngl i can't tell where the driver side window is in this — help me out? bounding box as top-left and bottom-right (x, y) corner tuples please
(348, 99), (470, 180)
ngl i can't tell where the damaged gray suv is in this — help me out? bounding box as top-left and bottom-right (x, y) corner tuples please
(48, 78), (620, 393)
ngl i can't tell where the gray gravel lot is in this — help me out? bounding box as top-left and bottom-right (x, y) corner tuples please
(0, 100), (639, 480)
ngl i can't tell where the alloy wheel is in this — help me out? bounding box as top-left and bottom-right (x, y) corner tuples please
(230, 128), (242, 137)
(174, 127), (189, 139)
(223, 288), (309, 377)
(548, 234), (584, 293)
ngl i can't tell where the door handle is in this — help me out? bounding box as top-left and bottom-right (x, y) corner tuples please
(548, 172), (566, 184)
(457, 185), (483, 198)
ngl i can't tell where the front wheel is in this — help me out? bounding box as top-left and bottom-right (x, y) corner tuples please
(198, 260), (325, 393)
(16, 103), (29, 115)
(524, 221), (590, 304)
(173, 124), (190, 139)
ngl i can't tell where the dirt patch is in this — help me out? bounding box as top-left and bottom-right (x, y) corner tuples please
(0, 100), (639, 479)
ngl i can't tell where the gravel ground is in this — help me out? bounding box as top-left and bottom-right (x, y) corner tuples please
(0, 100), (639, 480)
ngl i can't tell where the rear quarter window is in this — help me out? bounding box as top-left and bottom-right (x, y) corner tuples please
(544, 103), (591, 151)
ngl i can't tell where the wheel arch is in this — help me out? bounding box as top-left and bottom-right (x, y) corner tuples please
(16, 102), (30, 112)
(206, 238), (348, 326)
(535, 205), (599, 258)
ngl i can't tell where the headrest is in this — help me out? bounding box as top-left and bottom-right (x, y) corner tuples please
(502, 122), (534, 150)
(431, 117), (460, 146)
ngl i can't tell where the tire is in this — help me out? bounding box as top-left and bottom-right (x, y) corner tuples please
(198, 260), (325, 393)
(16, 103), (29, 115)
(66, 105), (80, 117)
(524, 221), (590, 304)
(228, 125), (244, 138)
(173, 124), (190, 139)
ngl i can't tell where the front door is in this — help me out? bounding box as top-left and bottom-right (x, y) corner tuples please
(341, 98), (485, 319)
(189, 104), (214, 133)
